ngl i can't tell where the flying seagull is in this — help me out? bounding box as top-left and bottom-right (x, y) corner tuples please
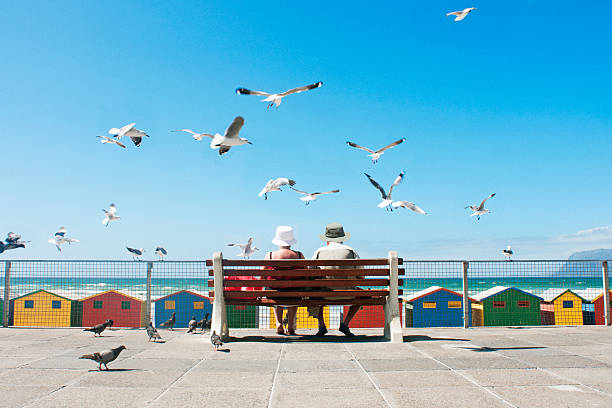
(465, 193), (495, 220)
(446, 7), (476, 21)
(79, 345), (126, 371)
(211, 331), (223, 351)
(0, 232), (27, 254)
(236, 81), (323, 109)
(155, 247), (167, 260)
(195, 116), (251, 155)
(503, 245), (513, 261)
(391, 201), (429, 215)
(258, 178), (296, 200)
(126, 247), (145, 261)
(291, 187), (340, 205)
(171, 129), (209, 141)
(187, 316), (197, 334)
(102, 204), (120, 227)
(346, 138), (406, 163)
(364, 171), (405, 211)
(146, 321), (162, 342)
(97, 135), (126, 149)
(227, 237), (259, 259)
(48, 227), (79, 252)
(83, 319), (113, 336)
(108, 122), (149, 147)
(160, 312), (176, 330)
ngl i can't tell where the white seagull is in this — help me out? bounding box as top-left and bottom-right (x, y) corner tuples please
(391, 201), (428, 215)
(155, 247), (167, 260)
(364, 171), (405, 211)
(0, 232), (27, 254)
(291, 187), (340, 205)
(108, 123), (149, 147)
(465, 193), (495, 220)
(227, 237), (259, 259)
(102, 204), (120, 227)
(346, 138), (406, 163)
(446, 7), (476, 21)
(258, 178), (296, 200)
(126, 247), (145, 261)
(171, 129), (208, 141)
(235, 81), (323, 109)
(48, 227), (79, 252)
(196, 116), (251, 155)
(503, 246), (513, 261)
(96, 136), (126, 149)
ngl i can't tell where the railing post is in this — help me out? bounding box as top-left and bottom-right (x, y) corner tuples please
(146, 262), (153, 326)
(211, 252), (229, 340)
(3, 261), (10, 328)
(384, 251), (402, 343)
(603, 261), (610, 326)
(462, 261), (469, 328)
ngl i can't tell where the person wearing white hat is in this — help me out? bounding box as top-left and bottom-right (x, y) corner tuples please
(265, 226), (304, 335)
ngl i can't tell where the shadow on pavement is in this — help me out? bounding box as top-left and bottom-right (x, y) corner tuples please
(403, 335), (470, 343)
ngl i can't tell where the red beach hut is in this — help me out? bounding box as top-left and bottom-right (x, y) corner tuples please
(80, 290), (145, 328)
(593, 290), (612, 325)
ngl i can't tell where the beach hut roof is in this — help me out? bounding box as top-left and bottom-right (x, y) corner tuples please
(591, 290), (612, 302)
(11, 289), (77, 302)
(407, 286), (475, 302)
(473, 286), (543, 302)
(547, 289), (590, 303)
(154, 289), (211, 302)
(79, 289), (145, 303)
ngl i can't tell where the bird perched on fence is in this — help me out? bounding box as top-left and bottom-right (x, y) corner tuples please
(79, 345), (126, 371)
(108, 122), (149, 147)
(48, 227), (79, 252)
(160, 312), (176, 330)
(365, 171), (405, 211)
(83, 319), (113, 336)
(211, 331), (223, 351)
(503, 246), (514, 261)
(290, 187), (340, 205)
(126, 247), (145, 261)
(197, 313), (211, 332)
(446, 7), (476, 21)
(346, 138), (406, 163)
(0, 232), (27, 254)
(155, 247), (167, 261)
(465, 193), (496, 221)
(258, 178), (296, 200)
(236, 81), (323, 109)
(146, 321), (162, 342)
(187, 316), (197, 334)
(102, 204), (120, 227)
(227, 237), (258, 259)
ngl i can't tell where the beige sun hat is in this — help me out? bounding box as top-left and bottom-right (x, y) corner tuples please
(271, 226), (297, 247)
(319, 223), (350, 242)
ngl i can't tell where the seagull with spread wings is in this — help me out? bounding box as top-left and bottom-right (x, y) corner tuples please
(391, 201), (429, 215)
(97, 136), (126, 149)
(189, 116), (251, 155)
(364, 172), (405, 211)
(126, 247), (145, 261)
(236, 81), (323, 109)
(291, 187), (340, 205)
(465, 193), (495, 220)
(227, 237), (258, 259)
(258, 178), (296, 200)
(48, 227), (79, 252)
(171, 129), (208, 141)
(0, 232), (27, 254)
(346, 138), (406, 163)
(446, 7), (476, 21)
(108, 122), (149, 147)
(102, 204), (120, 227)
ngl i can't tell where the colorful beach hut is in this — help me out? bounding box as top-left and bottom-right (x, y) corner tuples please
(343, 303), (403, 328)
(405, 286), (472, 328)
(154, 290), (212, 328)
(472, 286), (542, 327)
(9, 290), (79, 327)
(593, 291), (612, 325)
(80, 290), (145, 328)
(550, 290), (589, 326)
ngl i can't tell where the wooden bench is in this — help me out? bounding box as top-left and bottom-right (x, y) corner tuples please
(206, 250), (403, 342)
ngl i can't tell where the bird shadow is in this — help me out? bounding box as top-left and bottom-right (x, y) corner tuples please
(459, 346), (546, 353)
(217, 349), (231, 353)
(403, 335), (470, 343)
(151, 340), (167, 344)
(88, 368), (143, 372)
(228, 334), (388, 343)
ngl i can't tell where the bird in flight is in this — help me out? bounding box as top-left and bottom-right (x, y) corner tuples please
(346, 138), (406, 163)
(228, 237), (259, 259)
(97, 136), (126, 149)
(171, 129), (209, 141)
(259, 178), (296, 200)
(446, 7), (476, 21)
(108, 123), (149, 147)
(155, 247), (167, 260)
(102, 204), (120, 227)
(0, 232), (27, 254)
(465, 193), (496, 220)
(126, 247), (145, 261)
(291, 187), (340, 205)
(236, 81), (323, 109)
(503, 245), (513, 261)
(193, 116), (251, 155)
(48, 227), (79, 252)
(364, 172), (405, 211)
(391, 201), (428, 215)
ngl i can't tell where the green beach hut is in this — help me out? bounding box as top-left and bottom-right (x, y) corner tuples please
(472, 286), (543, 326)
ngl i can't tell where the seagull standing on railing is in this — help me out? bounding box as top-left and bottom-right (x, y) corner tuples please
(227, 237), (259, 258)
(258, 178), (296, 200)
(364, 171), (405, 211)
(102, 204), (120, 227)
(290, 187), (340, 205)
(446, 7), (476, 21)
(155, 247), (167, 260)
(126, 247), (145, 261)
(465, 193), (495, 220)
(346, 138), (406, 163)
(0, 232), (27, 254)
(96, 136), (126, 149)
(236, 81), (323, 109)
(503, 245), (513, 261)
(108, 122), (149, 147)
(48, 227), (79, 252)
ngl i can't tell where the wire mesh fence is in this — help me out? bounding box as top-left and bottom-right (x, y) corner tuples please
(1, 259), (610, 329)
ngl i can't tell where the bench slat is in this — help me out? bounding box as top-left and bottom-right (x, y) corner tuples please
(209, 268), (404, 277)
(206, 259), (390, 267)
(223, 298), (388, 306)
(211, 279), (389, 288)
(223, 289), (389, 298)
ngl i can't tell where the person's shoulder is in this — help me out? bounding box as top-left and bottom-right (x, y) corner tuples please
(311, 246), (326, 259)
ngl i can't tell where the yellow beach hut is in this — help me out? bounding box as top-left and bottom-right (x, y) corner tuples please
(551, 290), (588, 326)
(10, 290), (76, 327)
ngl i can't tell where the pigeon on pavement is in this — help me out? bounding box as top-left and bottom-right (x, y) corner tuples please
(159, 312), (176, 330)
(187, 316), (197, 334)
(83, 319), (113, 336)
(146, 321), (163, 342)
(79, 345), (126, 370)
(211, 331), (223, 351)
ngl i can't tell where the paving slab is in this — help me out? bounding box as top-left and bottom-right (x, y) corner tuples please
(147, 388), (270, 407)
(547, 367), (612, 385)
(278, 359), (358, 373)
(370, 370), (472, 388)
(174, 370), (275, 389)
(460, 368), (575, 386)
(27, 386), (162, 408)
(0, 385), (57, 408)
(359, 358), (448, 371)
(491, 384), (612, 407)
(428, 355), (535, 370)
(0, 368), (85, 387)
(270, 388), (388, 408)
(275, 371), (374, 390)
(380, 385), (509, 408)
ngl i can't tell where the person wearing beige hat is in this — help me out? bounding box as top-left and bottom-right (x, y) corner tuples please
(264, 226), (304, 335)
(310, 223), (362, 337)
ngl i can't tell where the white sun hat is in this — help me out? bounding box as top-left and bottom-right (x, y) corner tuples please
(271, 226), (297, 247)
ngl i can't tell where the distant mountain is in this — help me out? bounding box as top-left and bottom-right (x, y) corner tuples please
(556, 249), (612, 277)
(568, 249), (612, 261)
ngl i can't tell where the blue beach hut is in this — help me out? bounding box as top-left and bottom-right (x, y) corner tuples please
(406, 286), (473, 327)
(154, 290), (212, 328)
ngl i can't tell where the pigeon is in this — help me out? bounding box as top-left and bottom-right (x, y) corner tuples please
(108, 123), (149, 147)
(126, 247), (145, 261)
(171, 129), (208, 141)
(83, 319), (113, 336)
(187, 316), (197, 334)
(210, 331), (223, 351)
(503, 245), (513, 261)
(391, 201), (429, 215)
(465, 193), (495, 220)
(197, 313), (211, 332)
(97, 135), (126, 149)
(446, 7), (476, 21)
(190, 116), (251, 156)
(227, 237), (258, 259)
(0, 232), (27, 254)
(290, 187), (340, 205)
(155, 247), (167, 261)
(364, 171), (405, 211)
(79, 345), (126, 371)
(48, 227), (79, 252)
(160, 312), (176, 330)
(346, 138), (406, 163)
(102, 204), (120, 227)
(236, 81), (323, 109)
(258, 178), (296, 200)
(146, 321), (162, 342)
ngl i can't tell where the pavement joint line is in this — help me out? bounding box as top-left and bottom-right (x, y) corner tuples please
(405, 342), (518, 407)
(343, 343), (393, 408)
(267, 340), (285, 408)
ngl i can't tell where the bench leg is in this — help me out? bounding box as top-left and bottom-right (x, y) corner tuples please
(384, 250), (403, 343)
(211, 252), (229, 341)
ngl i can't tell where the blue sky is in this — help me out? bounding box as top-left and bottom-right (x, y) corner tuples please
(1, 1), (611, 260)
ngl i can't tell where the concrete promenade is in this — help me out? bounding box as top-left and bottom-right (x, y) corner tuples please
(2, 326), (612, 407)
